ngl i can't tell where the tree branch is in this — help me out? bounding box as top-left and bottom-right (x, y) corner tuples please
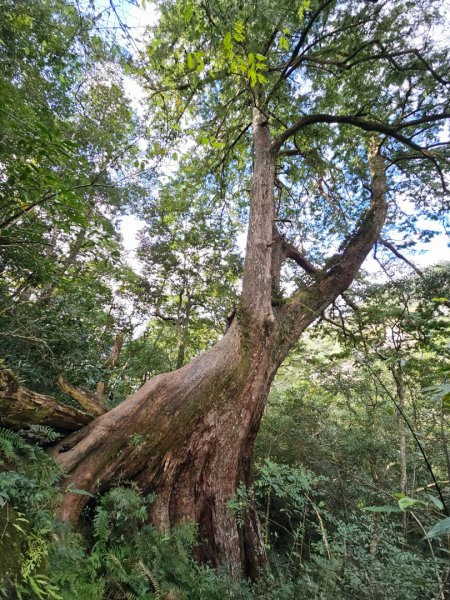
(378, 237), (424, 278)
(57, 375), (106, 416)
(271, 113), (449, 156)
(282, 240), (319, 275)
(266, 0), (335, 100)
(154, 310), (179, 323)
(273, 136), (388, 364)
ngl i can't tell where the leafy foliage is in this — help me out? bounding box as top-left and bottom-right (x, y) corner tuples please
(0, 427), (62, 597)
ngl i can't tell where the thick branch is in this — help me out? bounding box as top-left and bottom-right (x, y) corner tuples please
(0, 369), (92, 432)
(283, 241), (319, 275)
(274, 137), (388, 363)
(302, 46), (450, 86)
(96, 332), (125, 402)
(57, 376), (106, 416)
(271, 113), (449, 156)
(154, 310), (179, 323)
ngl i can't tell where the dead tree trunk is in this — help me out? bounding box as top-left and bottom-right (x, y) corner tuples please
(0, 369), (92, 431)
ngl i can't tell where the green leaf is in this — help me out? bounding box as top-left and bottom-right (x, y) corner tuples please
(183, 3), (194, 22)
(66, 488), (95, 497)
(363, 505), (403, 513)
(398, 496), (426, 510)
(233, 20), (245, 43)
(223, 32), (232, 52)
(424, 517), (450, 539)
(28, 577), (46, 600)
(187, 52), (195, 69)
(426, 494), (445, 511)
(298, 0), (311, 21)
(278, 36), (289, 51)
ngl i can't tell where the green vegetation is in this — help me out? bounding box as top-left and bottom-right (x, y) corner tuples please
(1, 267), (450, 597)
(1, 0), (449, 597)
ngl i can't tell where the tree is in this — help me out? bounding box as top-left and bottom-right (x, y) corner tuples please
(2, 0), (449, 578)
(136, 171), (241, 369)
(0, 0), (148, 395)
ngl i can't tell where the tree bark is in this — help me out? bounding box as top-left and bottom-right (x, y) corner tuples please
(57, 375), (106, 416)
(0, 369), (92, 431)
(96, 331), (124, 403)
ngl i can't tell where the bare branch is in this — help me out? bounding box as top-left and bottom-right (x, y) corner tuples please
(341, 292), (359, 312)
(378, 237), (424, 278)
(271, 113), (449, 156)
(154, 310), (179, 323)
(283, 240), (319, 275)
(57, 375), (106, 416)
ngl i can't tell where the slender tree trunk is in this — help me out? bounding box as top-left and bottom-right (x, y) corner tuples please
(175, 298), (192, 369)
(391, 364), (408, 496)
(96, 331), (124, 403)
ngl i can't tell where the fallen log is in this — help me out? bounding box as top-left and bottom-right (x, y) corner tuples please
(0, 369), (93, 432)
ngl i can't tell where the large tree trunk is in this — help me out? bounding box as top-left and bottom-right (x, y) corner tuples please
(50, 320), (276, 576)
(3, 116), (388, 576)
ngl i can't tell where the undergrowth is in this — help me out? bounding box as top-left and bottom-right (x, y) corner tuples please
(0, 428), (444, 599)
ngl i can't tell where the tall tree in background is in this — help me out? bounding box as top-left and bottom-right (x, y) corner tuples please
(2, 0), (449, 577)
(0, 0), (146, 391)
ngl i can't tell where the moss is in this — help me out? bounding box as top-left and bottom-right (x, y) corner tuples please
(235, 302), (250, 336)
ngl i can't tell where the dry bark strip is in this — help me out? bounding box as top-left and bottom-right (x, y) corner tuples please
(57, 375), (106, 416)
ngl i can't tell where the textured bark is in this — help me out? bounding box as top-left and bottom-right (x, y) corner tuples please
(175, 298), (192, 369)
(241, 107), (276, 324)
(0, 369), (92, 431)
(50, 321), (272, 576)
(96, 332), (124, 403)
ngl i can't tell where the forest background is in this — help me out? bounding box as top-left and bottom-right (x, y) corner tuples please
(0, 0), (449, 598)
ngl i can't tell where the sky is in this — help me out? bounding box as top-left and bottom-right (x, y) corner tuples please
(115, 0), (449, 279)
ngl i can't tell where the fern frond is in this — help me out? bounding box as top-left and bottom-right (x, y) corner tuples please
(0, 428), (29, 462)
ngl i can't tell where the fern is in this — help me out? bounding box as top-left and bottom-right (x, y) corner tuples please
(19, 425), (61, 444)
(138, 560), (161, 599)
(0, 427), (32, 463)
(93, 505), (112, 546)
